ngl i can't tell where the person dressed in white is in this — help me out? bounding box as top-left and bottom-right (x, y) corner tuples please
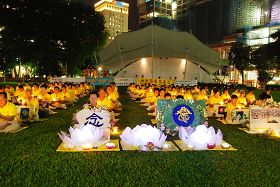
(0, 92), (20, 133)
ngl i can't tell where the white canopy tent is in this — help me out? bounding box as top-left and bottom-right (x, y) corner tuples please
(98, 25), (220, 82)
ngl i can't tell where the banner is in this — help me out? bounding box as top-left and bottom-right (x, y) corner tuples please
(174, 80), (198, 86)
(86, 77), (114, 86)
(50, 77), (86, 83)
(114, 78), (136, 86)
(137, 78), (174, 86)
(156, 99), (207, 133)
(249, 108), (280, 132)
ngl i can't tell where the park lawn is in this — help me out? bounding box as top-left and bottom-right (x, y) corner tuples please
(0, 88), (280, 186)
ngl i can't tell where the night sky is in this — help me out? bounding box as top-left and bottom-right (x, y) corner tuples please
(82, 0), (139, 30)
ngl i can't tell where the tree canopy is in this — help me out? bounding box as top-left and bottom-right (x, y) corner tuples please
(228, 42), (252, 85)
(0, 0), (108, 77)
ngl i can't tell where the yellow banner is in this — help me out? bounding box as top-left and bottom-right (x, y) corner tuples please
(137, 78), (174, 86)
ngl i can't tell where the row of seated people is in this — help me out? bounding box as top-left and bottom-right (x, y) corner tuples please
(85, 83), (121, 111)
(0, 82), (92, 133)
(80, 83), (121, 127)
(127, 83), (274, 120)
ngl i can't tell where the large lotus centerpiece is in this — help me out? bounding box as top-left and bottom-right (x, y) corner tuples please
(179, 123), (223, 150)
(58, 108), (111, 149)
(120, 124), (167, 150)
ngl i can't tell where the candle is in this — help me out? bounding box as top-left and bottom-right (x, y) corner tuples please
(162, 143), (171, 149)
(220, 101), (224, 105)
(238, 105), (241, 109)
(149, 89), (153, 93)
(112, 127), (119, 134)
(106, 143), (115, 149)
(82, 143), (93, 150)
(187, 144), (194, 149)
(207, 142), (216, 149)
(221, 142), (231, 149)
(274, 131), (280, 138)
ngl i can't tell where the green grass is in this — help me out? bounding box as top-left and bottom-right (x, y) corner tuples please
(1, 88), (280, 186)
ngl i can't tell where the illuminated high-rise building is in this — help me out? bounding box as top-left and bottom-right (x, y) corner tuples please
(176, 0), (273, 43)
(137, 0), (177, 29)
(271, 0), (280, 23)
(94, 0), (129, 43)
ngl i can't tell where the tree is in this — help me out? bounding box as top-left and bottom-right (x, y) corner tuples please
(251, 29), (280, 87)
(0, 0), (108, 77)
(257, 70), (274, 88)
(228, 42), (252, 85)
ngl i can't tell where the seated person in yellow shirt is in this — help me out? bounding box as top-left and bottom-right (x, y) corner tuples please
(66, 84), (78, 102)
(24, 89), (39, 121)
(143, 86), (154, 103)
(225, 95), (238, 123)
(89, 92), (98, 108)
(32, 83), (41, 97)
(232, 88), (240, 97)
(169, 86), (178, 99)
(97, 88), (113, 111)
(237, 90), (247, 108)
(39, 84), (51, 104)
(221, 88), (231, 103)
(107, 86), (121, 108)
(0, 92), (20, 133)
(207, 89), (223, 115)
(50, 86), (67, 109)
(24, 83), (31, 90)
(75, 84), (84, 98)
(164, 93), (172, 99)
(5, 84), (15, 95)
(38, 84), (54, 116)
(0, 86), (12, 102)
(184, 87), (193, 100)
(196, 89), (208, 101)
(150, 88), (159, 104)
(14, 85), (26, 104)
(61, 85), (74, 105)
(47, 83), (55, 93)
(246, 89), (256, 104)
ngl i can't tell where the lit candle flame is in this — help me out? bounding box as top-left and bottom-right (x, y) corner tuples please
(112, 127), (119, 134)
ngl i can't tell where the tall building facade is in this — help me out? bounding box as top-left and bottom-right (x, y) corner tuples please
(271, 0), (280, 23)
(137, 0), (177, 29)
(176, 0), (276, 44)
(94, 0), (129, 43)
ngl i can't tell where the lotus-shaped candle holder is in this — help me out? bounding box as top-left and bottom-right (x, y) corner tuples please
(120, 124), (167, 151)
(58, 108), (111, 149)
(179, 124), (223, 150)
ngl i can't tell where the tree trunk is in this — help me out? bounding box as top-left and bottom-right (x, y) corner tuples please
(241, 70), (244, 85)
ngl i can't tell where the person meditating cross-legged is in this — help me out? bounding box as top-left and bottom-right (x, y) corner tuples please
(97, 88), (113, 111)
(0, 92), (20, 133)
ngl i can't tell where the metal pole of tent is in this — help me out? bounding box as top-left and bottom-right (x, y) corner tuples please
(183, 47), (189, 80)
(151, 0), (156, 79)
